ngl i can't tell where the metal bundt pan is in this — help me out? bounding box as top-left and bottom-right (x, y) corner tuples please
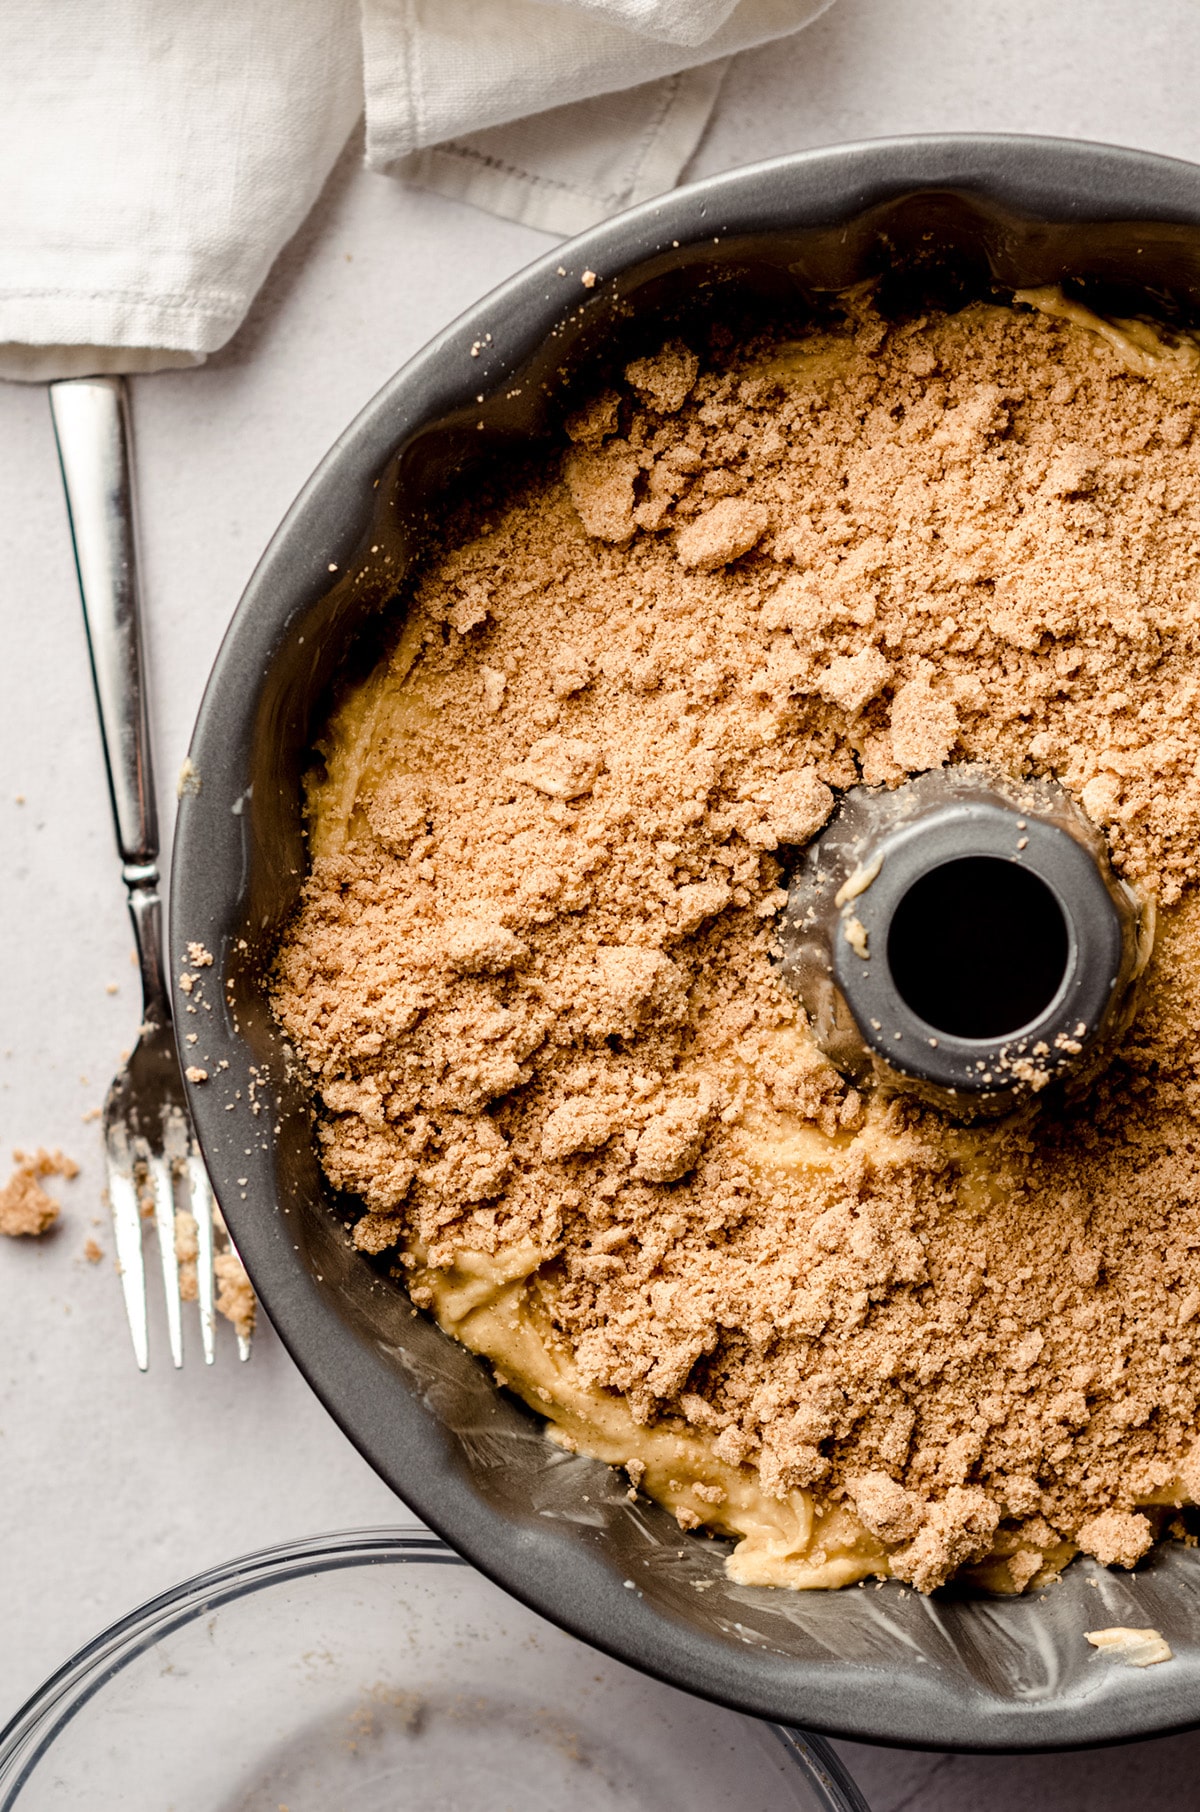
(173, 134), (1200, 1751)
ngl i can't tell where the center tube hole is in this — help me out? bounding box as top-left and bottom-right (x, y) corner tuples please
(886, 856), (1069, 1040)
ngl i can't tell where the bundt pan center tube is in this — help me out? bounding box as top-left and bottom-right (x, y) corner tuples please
(777, 764), (1148, 1114)
(172, 135), (1200, 1750)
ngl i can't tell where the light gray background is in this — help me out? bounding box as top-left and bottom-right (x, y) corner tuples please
(3, 2), (1200, 1804)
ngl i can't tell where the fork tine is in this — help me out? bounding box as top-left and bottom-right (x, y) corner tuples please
(106, 1124), (148, 1372)
(214, 1205), (254, 1363)
(187, 1152), (217, 1366)
(148, 1152), (183, 1368)
(229, 1238), (253, 1363)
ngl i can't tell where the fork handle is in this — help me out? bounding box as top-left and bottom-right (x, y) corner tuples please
(50, 377), (169, 1020)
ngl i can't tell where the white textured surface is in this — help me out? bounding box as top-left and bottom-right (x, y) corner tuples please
(4, 3), (1200, 1803)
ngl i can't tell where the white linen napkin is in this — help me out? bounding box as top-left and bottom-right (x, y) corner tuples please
(0, 0), (833, 381)
(363, 0), (833, 235)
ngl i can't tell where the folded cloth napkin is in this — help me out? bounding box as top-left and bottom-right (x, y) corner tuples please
(0, 0), (833, 381)
(362, 0), (833, 234)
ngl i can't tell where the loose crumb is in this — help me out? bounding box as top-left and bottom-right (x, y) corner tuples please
(17, 1148), (80, 1180)
(215, 1249), (256, 1341)
(0, 1149), (76, 1237)
(0, 1169), (59, 1237)
(175, 1209), (199, 1298)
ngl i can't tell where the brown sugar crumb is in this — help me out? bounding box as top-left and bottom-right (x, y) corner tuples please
(0, 1148), (78, 1238)
(16, 1147), (79, 1180)
(564, 442), (639, 542)
(848, 1472), (922, 1546)
(0, 1169), (59, 1237)
(175, 1209), (199, 1299)
(83, 1237), (104, 1264)
(624, 340), (699, 415)
(1004, 1547), (1046, 1595)
(746, 770), (834, 851)
(889, 667), (960, 771)
(353, 1211), (407, 1255)
(215, 1249), (256, 1341)
(632, 1095), (713, 1182)
(541, 1099), (616, 1161)
(1075, 1510), (1153, 1570)
(565, 389), (620, 446)
(508, 735), (603, 800)
(817, 648), (892, 715)
(674, 497), (770, 570)
(274, 299), (1200, 1593)
(177, 1205), (257, 1342)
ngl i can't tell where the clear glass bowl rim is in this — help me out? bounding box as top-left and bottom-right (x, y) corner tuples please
(0, 1525), (869, 1812)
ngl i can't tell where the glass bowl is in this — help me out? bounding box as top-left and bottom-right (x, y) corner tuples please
(0, 1529), (868, 1810)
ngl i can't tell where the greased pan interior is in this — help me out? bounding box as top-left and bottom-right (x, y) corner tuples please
(172, 135), (1200, 1751)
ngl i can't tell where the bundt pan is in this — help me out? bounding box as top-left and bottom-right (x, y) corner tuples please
(172, 135), (1200, 1751)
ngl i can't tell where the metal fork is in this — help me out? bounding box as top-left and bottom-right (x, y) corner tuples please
(49, 376), (249, 1369)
